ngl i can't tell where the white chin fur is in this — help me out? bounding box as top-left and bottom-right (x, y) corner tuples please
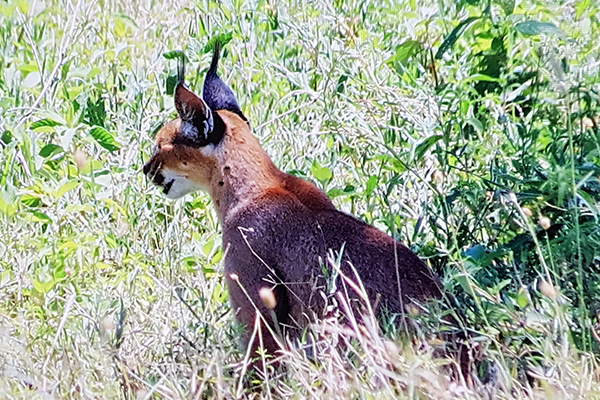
(161, 170), (204, 199)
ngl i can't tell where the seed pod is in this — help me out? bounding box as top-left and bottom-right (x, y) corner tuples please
(432, 170), (444, 184)
(538, 216), (551, 230)
(74, 149), (87, 171)
(259, 287), (277, 310)
(539, 280), (557, 299)
(405, 303), (420, 317)
(582, 117), (594, 130)
(101, 316), (115, 332)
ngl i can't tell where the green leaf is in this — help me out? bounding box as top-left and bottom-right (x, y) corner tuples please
(514, 21), (566, 38)
(79, 160), (104, 175)
(30, 118), (61, 131)
(203, 32), (233, 54)
(343, 184), (355, 194)
(463, 244), (487, 262)
(163, 50), (184, 60)
(23, 71), (40, 88)
(181, 256), (198, 272)
(202, 239), (215, 257)
(494, 0), (515, 15)
(89, 126), (122, 152)
(310, 162), (333, 183)
(575, 0), (591, 19)
(166, 75), (177, 96)
(39, 144), (63, 158)
(114, 16), (126, 37)
(53, 265), (67, 280)
(414, 135), (443, 159)
(577, 189), (598, 219)
(56, 180), (79, 198)
(19, 64), (38, 74)
(2, 184), (16, 205)
(465, 118), (483, 134)
(32, 277), (55, 294)
(335, 74), (348, 94)
(0, 195), (17, 215)
(365, 176), (378, 196)
(517, 287), (528, 308)
(372, 154), (406, 173)
(460, 74), (503, 84)
(435, 16), (480, 59)
(211, 283), (229, 304)
(83, 98), (107, 128)
(0, 270), (12, 286)
(455, 273), (476, 298)
(1, 130), (12, 144)
(389, 40), (422, 65)
(327, 188), (347, 198)
(21, 194), (40, 207)
(27, 210), (52, 224)
(0, 4), (14, 17)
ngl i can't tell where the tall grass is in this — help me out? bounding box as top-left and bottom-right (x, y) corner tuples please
(0, 0), (599, 398)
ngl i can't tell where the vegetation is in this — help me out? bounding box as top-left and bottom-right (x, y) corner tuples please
(1, 0), (600, 398)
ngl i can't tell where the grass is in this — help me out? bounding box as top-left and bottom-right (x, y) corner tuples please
(1, 0), (600, 398)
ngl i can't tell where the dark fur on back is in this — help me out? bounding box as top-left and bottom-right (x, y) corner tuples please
(222, 184), (443, 355)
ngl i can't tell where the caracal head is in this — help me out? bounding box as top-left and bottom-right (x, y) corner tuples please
(143, 44), (247, 199)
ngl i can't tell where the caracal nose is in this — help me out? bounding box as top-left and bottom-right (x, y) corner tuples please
(143, 157), (155, 176)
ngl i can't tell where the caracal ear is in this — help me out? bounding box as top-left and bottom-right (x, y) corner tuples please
(174, 83), (214, 143)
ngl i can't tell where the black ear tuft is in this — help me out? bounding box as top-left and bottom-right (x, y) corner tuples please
(202, 43), (247, 121)
(177, 51), (186, 85)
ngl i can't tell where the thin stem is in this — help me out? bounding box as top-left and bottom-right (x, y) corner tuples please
(567, 95), (588, 351)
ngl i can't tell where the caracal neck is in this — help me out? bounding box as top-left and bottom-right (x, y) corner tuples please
(208, 110), (282, 223)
